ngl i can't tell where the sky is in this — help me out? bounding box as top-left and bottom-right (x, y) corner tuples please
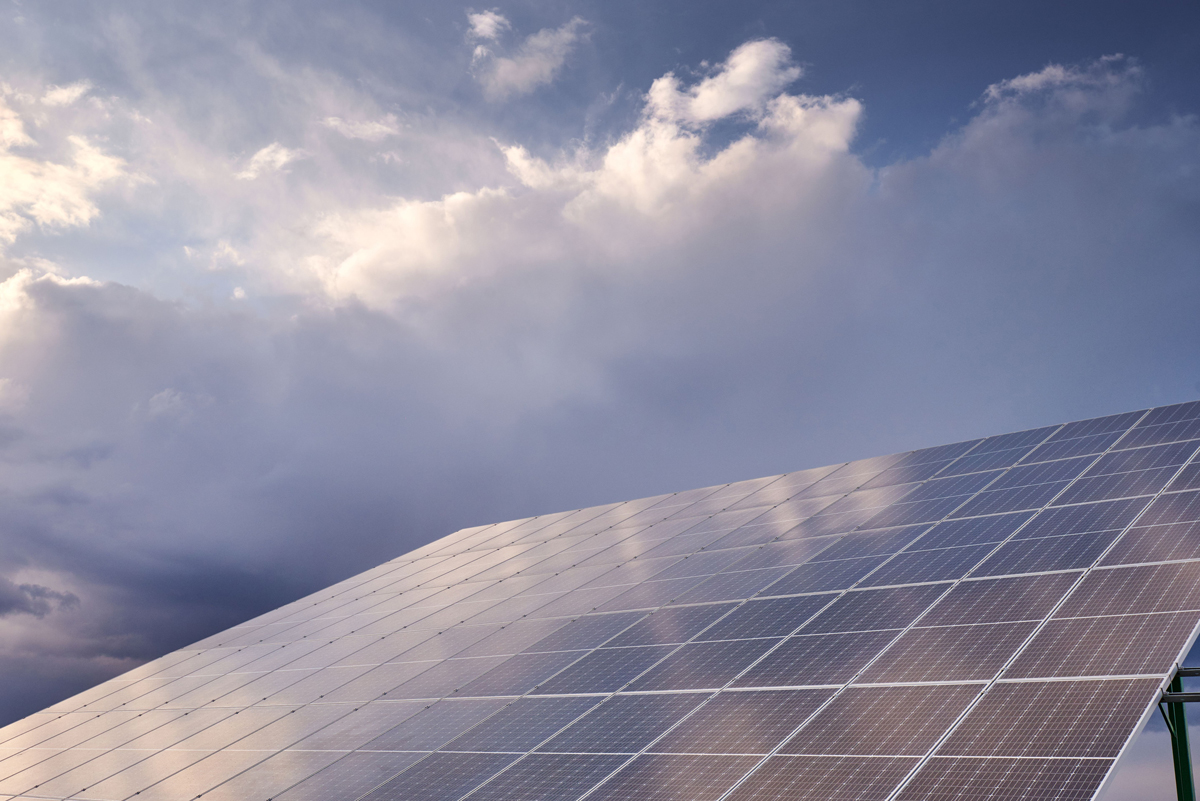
(1, 0), (1200, 794)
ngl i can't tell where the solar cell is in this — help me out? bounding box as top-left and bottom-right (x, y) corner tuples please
(537, 693), (706, 753)
(857, 621), (1038, 683)
(585, 753), (760, 801)
(725, 755), (919, 801)
(651, 689), (833, 754)
(466, 753), (628, 801)
(895, 756), (1113, 801)
(938, 679), (1159, 758)
(11, 401), (1200, 801)
(780, 684), (981, 756)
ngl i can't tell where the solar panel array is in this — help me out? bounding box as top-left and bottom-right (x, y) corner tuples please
(4, 402), (1200, 801)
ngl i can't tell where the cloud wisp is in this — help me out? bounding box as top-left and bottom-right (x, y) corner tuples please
(471, 14), (590, 100)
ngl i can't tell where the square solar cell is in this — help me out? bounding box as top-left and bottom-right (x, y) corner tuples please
(445, 696), (598, 752)
(292, 701), (428, 750)
(764, 555), (889, 594)
(811, 526), (932, 562)
(781, 684), (981, 756)
(859, 497), (977, 531)
(940, 446), (1034, 476)
(724, 538), (840, 573)
(585, 753), (760, 801)
(1121, 417), (1200, 447)
(1086, 441), (1197, 475)
(1170, 463), (1200, 492)
(973, 530), (1120, 577)
(804, 584), (948, 633)
(952, 483), (1070, 518)
(782, 685), (979, 762)
(320, 660), (433, 703)
(973, 426), (1060, 455)
(467, 753), (629, 801)
(1055, 467), (1180, 505)
(920, 573), (1079, 626)
(651, 689), (833, 754)
(384, 655), (510, 699)
(857, 621), (1038, 683)
(1005, 611), (1200, 678)
(605, 603), (736, 646)
(1024, 431), (1123, 462)
(523, 612), (645, 653)
(938, 678), (1159, 758)
(699, 595), (835, 641)
(194, 750), (345, 801)
(1137, 489), (1200, 525)
(669, 566), (795, 604)
(1055, 561), (1200, 617)
(232, 703), (353, 750)
(455, 650), (587, 697)
(532, 645), (676, 695)
(894, 756), (1113, 801)
(538, 693), (706, 753)
(860, 544), (994, 587)
(732, 630), (897, 688)
(627, 638), (781, 691)
(1102, 521), (1200, 566)
(915, 513), (1034, 550)
(358, 751), (519, 801)
(114, 749), (269, 801)
(17, 746), (155, 799)
(703, 522), (794, 550)
(859, 460), (958, 490)
(454, 617), (573, 658)
(649, 549), (758, 581)
(71, 749), (212, 801)
(724, 754), (919, 801)
(362, 698), (508, 751)
(597, 577), (710, 612)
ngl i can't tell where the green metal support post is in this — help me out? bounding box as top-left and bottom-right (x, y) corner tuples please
(1167, 675), (1197, 801)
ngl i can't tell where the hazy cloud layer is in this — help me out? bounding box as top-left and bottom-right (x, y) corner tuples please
(0, 24), (1196, 798)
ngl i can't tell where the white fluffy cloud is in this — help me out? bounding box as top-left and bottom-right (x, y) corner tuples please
(474, 16), (589, 100)
(647, 39), (803, 125)
(467, 9), (511, 41)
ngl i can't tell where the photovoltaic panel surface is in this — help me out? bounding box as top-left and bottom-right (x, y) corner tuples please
(4, 401), (1200, 800)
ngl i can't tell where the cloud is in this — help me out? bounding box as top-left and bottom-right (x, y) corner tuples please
(0, 48), (1197, 732)
(647, 39), (803, 125)
(235, 142), (307, 180)
(323, 114), (401, 141)
(475, 17), (589, 100)
(0, 97), (129, 247)
(41, 81), (92, 107)
(467, 9), (511, 41)
(0, 577), (79, 618)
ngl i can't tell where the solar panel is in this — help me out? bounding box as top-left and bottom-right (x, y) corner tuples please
(5, 401), (1200, 800)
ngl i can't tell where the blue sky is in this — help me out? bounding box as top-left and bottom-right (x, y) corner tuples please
(1, 1), (1199, 793)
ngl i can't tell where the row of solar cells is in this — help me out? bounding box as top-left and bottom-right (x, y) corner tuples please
(2, 401), (1199, 800)
(0, 677), (1162, 801)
